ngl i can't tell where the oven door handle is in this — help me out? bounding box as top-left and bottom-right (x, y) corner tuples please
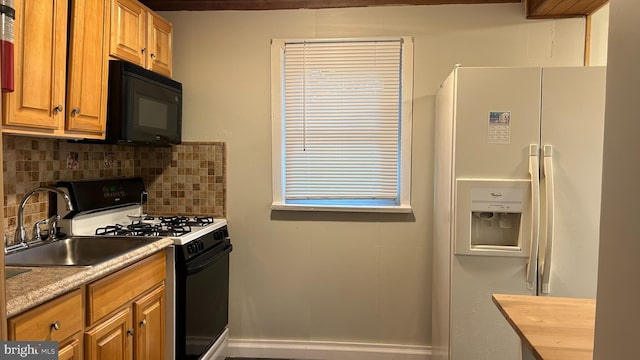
(186, 243), (232, 275)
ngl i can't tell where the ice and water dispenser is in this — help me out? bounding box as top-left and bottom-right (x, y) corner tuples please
(454, 179), (531, 257)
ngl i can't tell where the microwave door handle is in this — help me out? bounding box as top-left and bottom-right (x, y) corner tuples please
(154, 134), (174, 145)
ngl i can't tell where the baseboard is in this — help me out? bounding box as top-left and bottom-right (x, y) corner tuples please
(226, 338), (432, 360)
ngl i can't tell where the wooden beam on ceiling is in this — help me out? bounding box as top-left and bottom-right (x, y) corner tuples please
(140, 0), (520, 11)
(526, 0), (608, 18)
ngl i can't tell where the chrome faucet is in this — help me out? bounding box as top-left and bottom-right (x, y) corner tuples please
(14, 186), (74, 245)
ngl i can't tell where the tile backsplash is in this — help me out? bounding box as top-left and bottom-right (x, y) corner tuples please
(134, 142), (226, 216)
(2, 135), (226, 244)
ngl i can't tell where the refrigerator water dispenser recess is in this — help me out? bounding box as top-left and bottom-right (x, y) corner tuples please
(454, 179), (531, 257)
(471, 211), (521, 247)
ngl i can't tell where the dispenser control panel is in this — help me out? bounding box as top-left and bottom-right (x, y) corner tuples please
(470, 187), (524, 212)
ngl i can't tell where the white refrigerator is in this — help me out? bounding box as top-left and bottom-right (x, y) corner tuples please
(431, 66), (606, 360)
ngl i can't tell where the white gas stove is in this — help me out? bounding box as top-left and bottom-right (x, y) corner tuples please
(61, 203), (227, 246)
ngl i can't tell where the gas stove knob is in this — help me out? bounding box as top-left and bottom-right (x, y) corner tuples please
(197, 241), (204, 250)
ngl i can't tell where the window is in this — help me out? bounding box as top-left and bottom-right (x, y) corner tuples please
(271, 37), (413, 212)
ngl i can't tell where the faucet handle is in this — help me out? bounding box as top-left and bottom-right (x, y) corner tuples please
(48, 215), (61, 239)
(32, 218), (49, 242)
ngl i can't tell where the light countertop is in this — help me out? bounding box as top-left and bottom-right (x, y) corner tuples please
(5, 237), (173, 317)
(492, 294), (596, 360)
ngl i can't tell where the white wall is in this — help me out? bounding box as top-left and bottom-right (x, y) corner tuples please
(589, 3), (609, 66)
(594, 0), (640, 358)
(162, 3), (585, 346)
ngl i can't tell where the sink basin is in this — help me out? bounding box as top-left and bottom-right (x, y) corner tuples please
(5, 236), (160, 267)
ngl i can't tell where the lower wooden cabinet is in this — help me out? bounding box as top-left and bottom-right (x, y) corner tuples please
(85, 308), (132, 360)
(6, 251), (166, 360)
(133, 284), (165, 360)
(59, 334), (83, 360)
(84, 284), (166, 360)
(7, 289), (83, 357)
(85, 251), (166, 360)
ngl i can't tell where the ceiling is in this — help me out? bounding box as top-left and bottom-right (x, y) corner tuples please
(526, 0), (608, 18)
(140, 0), (608, 18)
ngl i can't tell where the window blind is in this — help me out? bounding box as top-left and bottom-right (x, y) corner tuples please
(283, 39), (403, 202)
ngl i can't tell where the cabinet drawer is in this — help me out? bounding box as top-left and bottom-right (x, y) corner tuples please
(87, 251), (165, 325)
(8, 289), (82, 342)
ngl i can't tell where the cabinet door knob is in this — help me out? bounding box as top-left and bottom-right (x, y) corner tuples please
(70, 108), (80, 117)
(127, 329), (134, 336)
(141, 47), (146, 54)
(150, 53), (156, 59)
(139, 319), (147, 327)
(51, 321), (60, 331)
(53, 105), (63, 114)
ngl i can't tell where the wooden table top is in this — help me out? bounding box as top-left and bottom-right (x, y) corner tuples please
(492, 294), (596, 360)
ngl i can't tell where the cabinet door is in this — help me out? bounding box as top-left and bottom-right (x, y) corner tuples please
(85, 308), (132, 360)
(58, 334), (82, 360)
(133, 284), (165, 360)
(2, 0), (67, 131)
(147, 12), (172, 77)
(66, 0), (108, 138)
(110, 0), (146, 67)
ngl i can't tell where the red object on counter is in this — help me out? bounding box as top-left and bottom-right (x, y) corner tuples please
(1, 0), (14, 92)
(1, 39), (13, 92)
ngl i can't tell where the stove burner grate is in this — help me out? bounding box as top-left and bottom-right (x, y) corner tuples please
(94, 215), (214, 238)
(96, 224), (129, 236)
(145, 215), (215, 227)
(96, 221), (193, 237)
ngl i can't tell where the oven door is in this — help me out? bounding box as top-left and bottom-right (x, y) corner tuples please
(176, 240), (232, 359)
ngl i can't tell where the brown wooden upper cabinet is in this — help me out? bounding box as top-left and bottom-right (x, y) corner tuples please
(110, 0), (173, 78)
(2, 0), (109, 139)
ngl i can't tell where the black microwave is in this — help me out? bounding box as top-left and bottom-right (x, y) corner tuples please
(106, 60), (182, 146)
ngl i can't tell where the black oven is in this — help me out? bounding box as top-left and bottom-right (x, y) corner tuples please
(175, 225), (232, 359)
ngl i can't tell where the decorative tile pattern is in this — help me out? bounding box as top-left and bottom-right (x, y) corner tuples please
(135, 142), (226, 217)
(2, 135), (227, 245)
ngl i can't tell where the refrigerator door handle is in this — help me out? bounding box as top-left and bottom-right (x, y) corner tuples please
(540, 145), (555, 294)
(526, 144), (540, 290)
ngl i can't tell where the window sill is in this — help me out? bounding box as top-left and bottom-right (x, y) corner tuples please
(270, 203), (413, 214)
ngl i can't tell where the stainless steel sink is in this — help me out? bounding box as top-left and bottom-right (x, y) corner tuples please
(5, 236), (160, 267)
